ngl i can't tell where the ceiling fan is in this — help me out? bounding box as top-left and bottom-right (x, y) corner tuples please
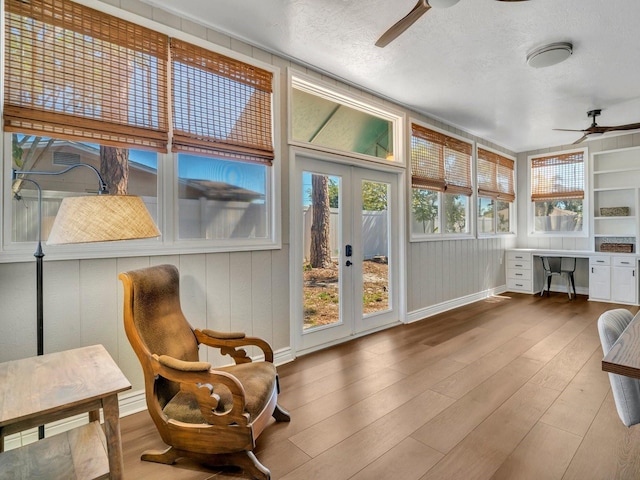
(554, 109), (640, 145)
(375, 0), (529, 48)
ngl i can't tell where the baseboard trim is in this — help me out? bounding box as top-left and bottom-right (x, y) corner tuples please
(406, 285), (508, 323)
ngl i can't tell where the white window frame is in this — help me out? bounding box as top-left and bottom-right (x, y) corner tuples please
(527, 147), (588, 238)
(0, 0), (281, 262)
(288, 69), (406, 169)
(409, 121), (474, 242)
(476, 144), (517, 238)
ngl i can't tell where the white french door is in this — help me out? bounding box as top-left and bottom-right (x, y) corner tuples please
(292, 152), (401, 354)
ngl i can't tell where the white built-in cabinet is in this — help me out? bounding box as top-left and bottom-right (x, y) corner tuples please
(588, 256), (611, 301)
(592, 147), (640, 253)
(589, 147), (639, 304)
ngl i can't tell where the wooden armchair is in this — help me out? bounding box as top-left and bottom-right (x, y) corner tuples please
(119, 264), (290, 480)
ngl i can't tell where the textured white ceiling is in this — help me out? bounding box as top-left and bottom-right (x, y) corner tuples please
(143, 0), (640, 153)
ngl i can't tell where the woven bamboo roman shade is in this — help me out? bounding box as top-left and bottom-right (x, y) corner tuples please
(477, 148), (515, 202)
(4, 0), (169, 152)
(531, 151), (584, 201)
(411, 124), (472, 195)
(170, 38), (274, 166)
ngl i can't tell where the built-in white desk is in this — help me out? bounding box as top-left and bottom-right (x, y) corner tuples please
(506, 249), (640, 305)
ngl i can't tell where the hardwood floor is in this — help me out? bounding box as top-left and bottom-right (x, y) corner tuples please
(120, 292), (640, 479)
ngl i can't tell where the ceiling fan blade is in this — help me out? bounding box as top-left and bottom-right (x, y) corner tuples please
(553, 128), (586, 132)
(602, 122), (640, 132)
(572, 134), (589, 145)
(375, 0), (430, 48)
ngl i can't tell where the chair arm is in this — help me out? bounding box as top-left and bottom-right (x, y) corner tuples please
(151, 354), (250, 426)
(195, 329), (275, 364)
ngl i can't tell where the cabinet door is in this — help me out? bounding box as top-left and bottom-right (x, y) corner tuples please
(589, 265), (611, 300)
(612, 267), (637, 304)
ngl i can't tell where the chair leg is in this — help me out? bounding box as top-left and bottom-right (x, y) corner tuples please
(547, 275), (552, 296)
(214, 451), (271, 480)
(273, 403), (291, 422)
(570, 273), (577, 298)
(141, 446), (181, 465)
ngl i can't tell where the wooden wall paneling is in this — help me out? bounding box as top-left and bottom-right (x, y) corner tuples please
(271, 245), (290, 351)
(205, 253), (231, 367)
(44, 260), (81, 355)
(79, 258), (119, 359)
(251, 251), (274, 349)
(229, 252), (253, 335)
(0, 262), (36, 361)
(406, 243), (416, 312)
(417, 241), (427, 309)
(115, 256), (152, 392)
(177, 254), (207, 362)
(434, 242), (444, 304)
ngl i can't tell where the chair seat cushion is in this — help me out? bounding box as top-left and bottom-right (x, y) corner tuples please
(163, 361), (276, 424)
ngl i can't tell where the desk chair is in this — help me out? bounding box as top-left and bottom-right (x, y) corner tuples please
(540, 256), (577, 299)
(598, 309), (640, 427)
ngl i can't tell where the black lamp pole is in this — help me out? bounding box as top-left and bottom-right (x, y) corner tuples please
(12, 164), (109, 440)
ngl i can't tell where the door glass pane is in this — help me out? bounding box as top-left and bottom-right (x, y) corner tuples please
(302, 172), (341, 330)
(362, 180), (390, 316)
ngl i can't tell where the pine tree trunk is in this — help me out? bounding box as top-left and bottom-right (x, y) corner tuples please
(99, 146), (129, 195)
(310, 174), (332, 268)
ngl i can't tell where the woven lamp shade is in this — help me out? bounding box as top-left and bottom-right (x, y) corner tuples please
(47, 195), (160, 245)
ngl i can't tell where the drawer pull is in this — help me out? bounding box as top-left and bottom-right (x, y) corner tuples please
(515, 273), (523, 276)
(620, 261), (630, 265)
(515, 256), (523, 259)
(516, 284), (523, 287)
(596, 260), (605, 263)
(515, 264), (523, 267)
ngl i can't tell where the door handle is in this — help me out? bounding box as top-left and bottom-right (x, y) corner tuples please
(346, 260), (353, 267)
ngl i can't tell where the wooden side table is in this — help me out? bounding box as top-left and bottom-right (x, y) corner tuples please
(0, 344), (131, 479)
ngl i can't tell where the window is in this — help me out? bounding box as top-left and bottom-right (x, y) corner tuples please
(170, 38), (275, 242)
(410, 123), (472, 237)
(290, 73), (404, 165)
(529, 149), (586, 235)
(4, 0), (278, 254)
(477, 147), (516, 235)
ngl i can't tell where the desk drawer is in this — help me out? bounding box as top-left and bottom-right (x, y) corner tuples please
(590, 256), (611, 266)
(507, 259), (531, 271)
(507, 268), (532, 281)
(613, 256), (636, 267)
(507, 278), (532, 292)
(507, 251), (532, 262)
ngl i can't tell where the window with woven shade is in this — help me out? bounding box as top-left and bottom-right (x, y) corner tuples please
(170, 38), (274, 166)
(410, 123), (472, 236)
(477, 147), (516, 235)
(529, 150), (585, 234)
(477, 148), (515, 202)
(4, 0), (169, 151)
(531, 151), (584, 201)
(411, 123), (472, 196)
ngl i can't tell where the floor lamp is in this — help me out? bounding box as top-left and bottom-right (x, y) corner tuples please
(12, 163), (160, 439)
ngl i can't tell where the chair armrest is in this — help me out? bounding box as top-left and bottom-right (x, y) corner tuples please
(195, 329), (274, 364)
(150, 354), (249, 426)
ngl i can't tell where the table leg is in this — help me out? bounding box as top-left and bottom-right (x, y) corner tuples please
(102, 394), (124, 479)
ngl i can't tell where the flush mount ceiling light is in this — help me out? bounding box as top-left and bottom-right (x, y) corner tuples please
(526, 42), (573, 68)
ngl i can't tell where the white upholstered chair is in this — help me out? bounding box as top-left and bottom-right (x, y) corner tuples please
(597, 309), (640, 427)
